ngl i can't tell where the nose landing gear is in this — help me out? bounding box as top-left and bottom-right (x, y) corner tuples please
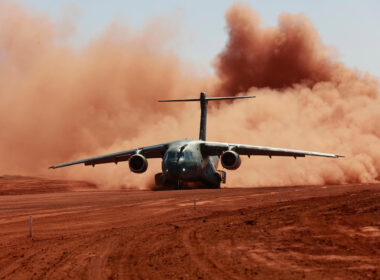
(177, 180), (184, 190)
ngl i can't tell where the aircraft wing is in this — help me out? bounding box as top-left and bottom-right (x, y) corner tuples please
(202, 142), (343, 158)
(49, 143), (169, 169)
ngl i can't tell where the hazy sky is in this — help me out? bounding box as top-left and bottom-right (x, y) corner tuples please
(19, 0), (380, 77)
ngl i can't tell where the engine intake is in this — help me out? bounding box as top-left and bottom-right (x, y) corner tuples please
(129, 154), (148, 173)
(221, 151), (241, 170)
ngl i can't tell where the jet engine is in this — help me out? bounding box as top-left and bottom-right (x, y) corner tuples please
(221, 151), (241, 170)
(129, 154), (148, 173)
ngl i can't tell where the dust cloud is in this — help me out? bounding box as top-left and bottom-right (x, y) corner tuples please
(211, 2), (380, 187)
(0, 1), (379, 188)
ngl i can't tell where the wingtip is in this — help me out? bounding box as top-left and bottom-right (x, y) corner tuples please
(49, 166), (55, 169)
(335, 155), (345, 158)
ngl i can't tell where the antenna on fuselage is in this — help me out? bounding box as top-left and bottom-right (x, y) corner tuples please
(158, 92), (255, 141)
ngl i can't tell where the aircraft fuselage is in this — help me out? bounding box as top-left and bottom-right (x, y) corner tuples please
(158, 140), (222, 188)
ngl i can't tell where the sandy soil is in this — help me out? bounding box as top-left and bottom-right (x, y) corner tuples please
(0, 177), (379, 279)
(0, 176), (97, 195)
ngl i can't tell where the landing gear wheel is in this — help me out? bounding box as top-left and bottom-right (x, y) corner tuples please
(217, 170), (226, 184)
(155, 173), (164, 186)
(213, 173), (222, 189)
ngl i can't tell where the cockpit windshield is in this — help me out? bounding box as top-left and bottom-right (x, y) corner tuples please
(165, 151), (178, 161)
(164, 149), (193, 161)
(184, 151), (192, 160)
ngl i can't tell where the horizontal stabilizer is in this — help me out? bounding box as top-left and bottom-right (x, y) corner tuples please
(158, 95), (255, 102)
(159, 92), (255, 141)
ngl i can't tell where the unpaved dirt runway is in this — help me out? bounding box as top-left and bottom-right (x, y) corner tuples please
(0, 178), (379, 279)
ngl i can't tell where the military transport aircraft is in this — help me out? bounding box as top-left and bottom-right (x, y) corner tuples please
(50, 92), (343, 188)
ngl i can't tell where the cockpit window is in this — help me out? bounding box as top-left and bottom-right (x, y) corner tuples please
(164, 148), (192, 161)
(164, 151), (178, 161)
(184, 151), (192, 160)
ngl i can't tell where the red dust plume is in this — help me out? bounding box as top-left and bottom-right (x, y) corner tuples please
(0, 1), (379, 188)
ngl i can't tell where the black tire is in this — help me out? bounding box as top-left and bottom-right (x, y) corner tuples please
(213, 182), (221, 189)
(154, 173), (164, 186)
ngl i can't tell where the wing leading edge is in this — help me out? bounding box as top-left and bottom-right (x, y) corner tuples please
(49, 143), (169, 169)
(202, 142), (344, 158)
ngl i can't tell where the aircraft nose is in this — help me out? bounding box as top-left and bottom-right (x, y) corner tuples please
(166, 159), (187, 179)
(165, 161), (180, 178)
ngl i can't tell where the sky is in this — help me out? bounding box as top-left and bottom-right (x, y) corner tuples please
(17, 0), (380, 77)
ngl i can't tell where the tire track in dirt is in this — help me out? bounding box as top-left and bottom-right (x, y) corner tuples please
(86, 236), (118, 280)
(182, 226), (242, 280)
(95, 230), (145, 280)
(36, 232), (121, 279)
(0, 250), (40, 280)
(115, 234), (145, 280)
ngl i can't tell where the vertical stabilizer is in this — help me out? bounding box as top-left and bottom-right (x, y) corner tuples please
(199, 92), (208, 141)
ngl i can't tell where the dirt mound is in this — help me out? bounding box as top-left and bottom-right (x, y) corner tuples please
(0, 175), (97, 195)
(0, 183), (379, 279)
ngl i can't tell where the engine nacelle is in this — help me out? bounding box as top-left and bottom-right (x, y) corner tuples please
(129, 154), (148, 173)
(221, 150), (241, 170)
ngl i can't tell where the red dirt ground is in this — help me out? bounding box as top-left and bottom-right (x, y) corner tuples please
(0, 177), (379, 279)
(0, 176), (97, 195)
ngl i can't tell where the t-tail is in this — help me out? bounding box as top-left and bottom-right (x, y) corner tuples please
(159, 92), (255, 141)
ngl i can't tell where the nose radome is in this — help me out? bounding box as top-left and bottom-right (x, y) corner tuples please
(167, 161), (180, 177)
(164, 156), (193, 180)
(178, 160), (186, 173)
(173, 159), (188, 178)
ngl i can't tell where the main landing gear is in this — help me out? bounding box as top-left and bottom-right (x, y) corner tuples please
(154, 172), (225, 190)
